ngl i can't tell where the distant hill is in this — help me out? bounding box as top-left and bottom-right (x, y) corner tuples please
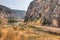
(0, 5), (26, 19)
(0, 5), (17, 24)
(0, 5), (26, 24)
(12, 10), (26, 20)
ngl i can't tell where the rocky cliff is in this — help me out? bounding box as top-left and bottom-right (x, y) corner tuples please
(25, 0), (60, 27)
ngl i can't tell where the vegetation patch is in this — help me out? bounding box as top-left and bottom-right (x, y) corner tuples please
(8, 19), (17, 23)
(0, 31), (2, 38)
(0, 19), (2, 24)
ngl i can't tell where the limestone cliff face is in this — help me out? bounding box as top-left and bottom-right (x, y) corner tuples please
(25, 0), (60, 27)
(0, 5), (17, 24)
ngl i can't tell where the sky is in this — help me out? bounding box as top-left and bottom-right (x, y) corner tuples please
(0, 0), (33, 11)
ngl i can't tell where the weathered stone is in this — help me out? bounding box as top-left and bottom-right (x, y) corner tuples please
(25, 0), (60, 27)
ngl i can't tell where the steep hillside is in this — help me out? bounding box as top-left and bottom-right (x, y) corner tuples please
(25, 0), (60, 27)
(0, 5), (26, 24)
(0, 5), (17, 24)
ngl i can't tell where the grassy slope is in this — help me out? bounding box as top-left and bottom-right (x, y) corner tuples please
(0, 24), (60, 40)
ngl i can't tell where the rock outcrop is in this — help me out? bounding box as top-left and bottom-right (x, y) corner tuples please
(25, 0), (60, 27)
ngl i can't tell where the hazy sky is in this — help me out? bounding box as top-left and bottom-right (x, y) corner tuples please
(0, 0), (33, 11)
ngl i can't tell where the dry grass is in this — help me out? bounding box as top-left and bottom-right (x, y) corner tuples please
(0, 24), (60, 40)
(27, 20), (42, 26)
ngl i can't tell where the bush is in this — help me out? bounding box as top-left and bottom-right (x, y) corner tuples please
(8, 19), (17, 23)
(0, 21), (1, 24)
(0, 31), (2, 38)
(0, 19), (2, 24)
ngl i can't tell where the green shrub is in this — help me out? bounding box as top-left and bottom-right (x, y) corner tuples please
(8, 19), (17, 23)
(0, 19), (2, 24)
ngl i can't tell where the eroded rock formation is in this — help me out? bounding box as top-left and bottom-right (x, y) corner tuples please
(25, 0), (60, 27)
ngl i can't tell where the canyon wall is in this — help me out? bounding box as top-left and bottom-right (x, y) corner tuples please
(25, 0), (60, 27)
